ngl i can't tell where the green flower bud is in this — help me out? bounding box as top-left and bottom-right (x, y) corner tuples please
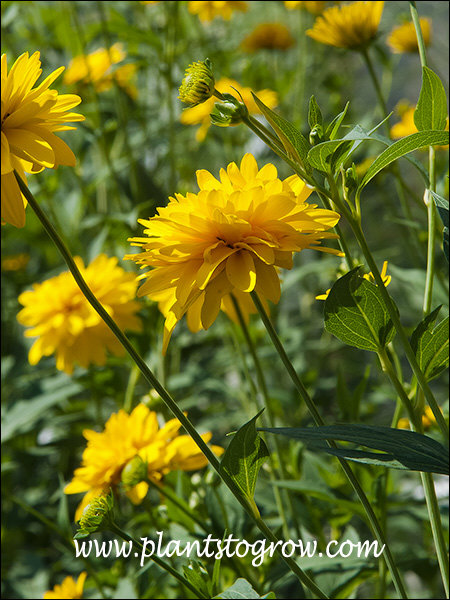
(178, 59), (215, 106)
(210, 93), (248, 127)
(76, 491), (114, 537)
(344, 164), (358, 192)
(121, 455), (148, 489)
(309, 124), (323, 145)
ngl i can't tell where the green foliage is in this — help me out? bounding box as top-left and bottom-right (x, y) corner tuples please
(220, 410), (269, 502)
(260, 425), (449, 475)
(414, 67), (448, 132)
(411, 306), (450, 381)
(323, 268), (396, 352)
(215, 578), (276, 599)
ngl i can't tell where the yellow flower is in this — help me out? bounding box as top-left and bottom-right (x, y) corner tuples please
(64, 43), (137, 98)
(307, 1), (384, 49)
(43, 572), (87, 599)
(284, 1), (327, 14)
(65, 403), (223, 521)
(180, 77), (278, 141)
(17, 254), (142, 375)
(316, 260), (391, 300)
(1, 252), (29, 271)
(187, 1), (248, 22)
(387, 17), (431, 54)
(1, 52), (84, 228)
(390, 102), (449, 147)
(398, 406), (443, 431)
(126, 153), (342, 353)
(241, 23), (296, 52)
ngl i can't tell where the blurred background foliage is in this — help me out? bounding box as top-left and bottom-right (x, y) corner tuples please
(1, 1), (448, 599)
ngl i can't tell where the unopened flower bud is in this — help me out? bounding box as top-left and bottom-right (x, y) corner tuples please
(121, 455), (148, 489)
(309, 124), (323, 145)
(344, 164), (358, 192)
(178, 59), (215, 106)
(76, 491), (114, 536)
(210, 93), (248, 127)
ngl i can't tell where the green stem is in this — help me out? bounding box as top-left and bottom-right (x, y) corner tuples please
(124, 363), (140, 412)
(377, 348), (449, 597)
(17, 173), (325, 599)
(250, 291), (409, 599)
(409, 2), (428, 67)
(230, 294), (302, 539)
(110, 524), (208, 599)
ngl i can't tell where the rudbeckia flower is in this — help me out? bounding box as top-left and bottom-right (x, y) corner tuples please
(64, 43), (137, 99)
(1, 52), (84, 227)
(187, 1), (248, 23)
(180, 77), (278, 141)
(17, 254), (142, 374)
(241, 23), (296, 52)
(387, 17), (431, 54)
(126, 153), (342, 353)
(43, 572), (87, 600)
(65, 403), (223, 521)
(307, 1), (384, 49)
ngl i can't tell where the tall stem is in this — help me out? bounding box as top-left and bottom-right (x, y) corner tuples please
(250, 291), (408, 599)
(16, 173), (326, 599)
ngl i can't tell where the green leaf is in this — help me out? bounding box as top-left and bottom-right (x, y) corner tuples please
(251, 92), (311, 171)
(323, 267), (396, 352)
(326, 102), (349, 140)
(215, 578), (276, 599)
(358, 130), (449, 193)
(414, 66), (448, 132)
(220, 410), (269, 501)
(183, 562), (212, 598)
(411, 306), (449, 381)
(431, 191), (449, 262)
(308, 95), (323, 129)
(259, 425), (449, 475)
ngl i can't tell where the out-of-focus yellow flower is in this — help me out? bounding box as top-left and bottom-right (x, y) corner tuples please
(387, 17), (431, 54)
(1, 252), (30, 271)
(43, 572), (87, 599)
(284, 1), (326, 14)
(316, 260), (391, 300)
(188, 1), (248, 22)
(17, 254), (142, 374)
(398, 406), (443, 431)
(1, 52), (84, 228)
(241, 23), (296, 52)
(390, 102), (449, 147)
(180, 77), (278, 141)
(64, 43), (137, 98)
(141, 1), (160, 4)
(126, 153), (342, 353)
(307, 1), (384, 49)
(65, 403), (223, 521)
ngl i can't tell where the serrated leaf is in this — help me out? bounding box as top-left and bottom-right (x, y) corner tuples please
(220, 410), (269, 501)
(215, 578), (276, 599)
(251, 92), (311, 171)
(431, 191), (449, 262)
(323, 267), (396, 352)
(308, 95), (323, 129)
(358, 130), (449, 193)
(259, 425), (449, 475)
(411, 306), (449, 381)
(414, 66), (448, 132)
